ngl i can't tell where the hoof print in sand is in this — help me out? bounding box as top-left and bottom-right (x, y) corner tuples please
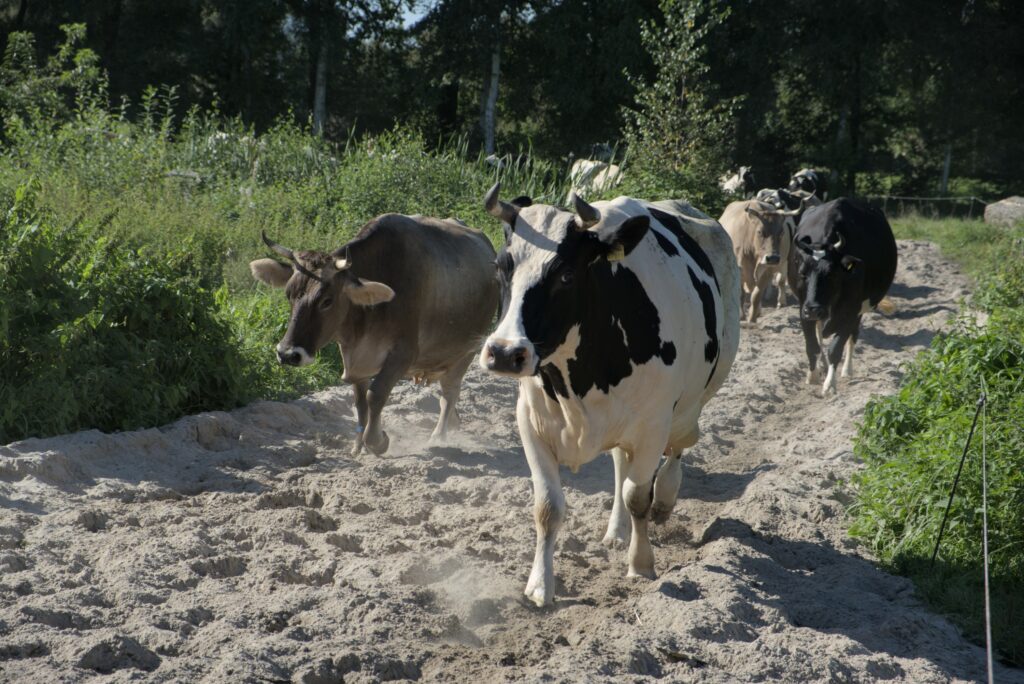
(76, 636), (160, 674)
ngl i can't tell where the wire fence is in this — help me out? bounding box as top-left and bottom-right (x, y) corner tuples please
(860, 194), (989, 219)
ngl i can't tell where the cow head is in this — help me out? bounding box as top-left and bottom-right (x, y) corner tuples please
(744, 203), (793, 267)
(788, 169), (819, 196)
(250, 232), (395, 366)
(479, 184), (649, 377)
(739, 166), (756, 193)
(792, 232), (863, 321)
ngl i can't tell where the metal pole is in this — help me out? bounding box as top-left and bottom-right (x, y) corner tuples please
(930, 395), (986, 566)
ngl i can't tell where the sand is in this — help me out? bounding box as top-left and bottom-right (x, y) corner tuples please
(1, 240), (1020, 683)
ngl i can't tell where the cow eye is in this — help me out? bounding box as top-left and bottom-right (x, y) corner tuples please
(319, 296), (334, 310)
(560, 271), (574, 285)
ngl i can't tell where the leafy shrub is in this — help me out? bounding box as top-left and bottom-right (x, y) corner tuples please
(851, 289), (1024, 665)
(854, 171), (909, 196)
(946, 177), (1006, 200)
(0, 185), (253, 442)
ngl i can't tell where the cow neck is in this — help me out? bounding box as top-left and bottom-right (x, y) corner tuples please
(558, 261), (676, 401)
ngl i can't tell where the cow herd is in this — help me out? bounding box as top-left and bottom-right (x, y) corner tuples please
(250, 167), (896, 606)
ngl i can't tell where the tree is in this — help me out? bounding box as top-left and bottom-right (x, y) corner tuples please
(620, 0), (740, 208)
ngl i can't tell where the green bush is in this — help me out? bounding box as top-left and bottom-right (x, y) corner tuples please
(0, 185), (254, 442)
(946, 177), (1006, 200)
(0, 29), (571, 442)
(850, 282), (1024, 665)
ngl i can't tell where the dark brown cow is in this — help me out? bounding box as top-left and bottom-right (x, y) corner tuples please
(250, 214), (499, 455)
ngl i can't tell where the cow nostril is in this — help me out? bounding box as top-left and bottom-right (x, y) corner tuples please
(513, 350), (526, 366)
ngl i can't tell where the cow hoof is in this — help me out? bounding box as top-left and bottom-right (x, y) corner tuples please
(806, 369), (821, 385)
(524, 582), (552, 607)
(350, 440), (363, 457)
(627, 566), (657, 580)
(601, 532), (629, 549)
(365, 431), (390, 455)
(650, 502), (674, 525)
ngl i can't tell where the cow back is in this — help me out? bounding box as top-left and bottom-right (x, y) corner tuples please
(341, 215), (499, 371)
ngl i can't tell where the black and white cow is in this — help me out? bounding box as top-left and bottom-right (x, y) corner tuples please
(787, 198), (897, 396)
(479, 184), (740, 606)
(720, 166), (757, 197)
(788, 168), (824, 198)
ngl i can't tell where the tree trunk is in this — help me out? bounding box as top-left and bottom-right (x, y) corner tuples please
(482, 46), (501, 155)
(940, 142), (952, 194)
(15, 0), (29, 28)
(313, 35), (328, 136)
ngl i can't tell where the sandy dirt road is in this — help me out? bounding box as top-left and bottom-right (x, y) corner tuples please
(1, 240), (1020, 683)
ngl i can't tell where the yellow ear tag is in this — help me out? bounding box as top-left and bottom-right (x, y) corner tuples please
(607, 244), (626, 262)
(845, 261), (854, 272)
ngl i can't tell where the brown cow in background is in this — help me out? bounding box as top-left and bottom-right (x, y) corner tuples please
(719, 199), (800, 322)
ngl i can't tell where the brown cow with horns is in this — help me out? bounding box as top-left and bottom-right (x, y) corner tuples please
(250, 214), (499, 455)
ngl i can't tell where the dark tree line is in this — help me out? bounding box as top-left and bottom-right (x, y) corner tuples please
(2, 0), (1022, 195)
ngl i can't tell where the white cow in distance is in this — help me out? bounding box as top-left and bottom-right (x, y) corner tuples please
(566, 158), (623, 203)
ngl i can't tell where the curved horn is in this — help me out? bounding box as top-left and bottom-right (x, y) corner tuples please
(262, 231), (295, 261)
(571, 191), (600, 230)
(832, 232), (845, 250)
(795, 235), (814, 254)
(484, 183), (519, 227)
(774, 202), (805, 217)
(261, 230), (323, 282)
(334, 246), (352, 271)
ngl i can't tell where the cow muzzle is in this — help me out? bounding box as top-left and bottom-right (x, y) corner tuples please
(762, 254), (781, 266)
(481, 338), (535, 377)
(802, 304), (827, 321)
(276, 343), (313, 367)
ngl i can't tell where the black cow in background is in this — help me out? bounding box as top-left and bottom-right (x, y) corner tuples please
(788, 198), (897, 396)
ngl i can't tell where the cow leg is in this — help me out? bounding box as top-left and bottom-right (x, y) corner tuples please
(740, 260), (755, 321)
(773, 271), (787, 308)
(623, 439), (665, 579)
(651, 450), (683, 524)
(518, 398), (564, 607)
(800, 318), (822, 384)
(602, 447), (631, 549)
(363, 348), (414, 455)
(822, 328), (853, 396)
(748, 268), (772, 323)
(432, 353), (473, 441)
(841, 316), (862, 378)
(350, 380), (370, 456)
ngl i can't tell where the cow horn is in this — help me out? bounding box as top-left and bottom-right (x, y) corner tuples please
(261, 230), (324, 282)
(262, 231), (295, 261)
(571, 191), (600, 229)
(334, 247), (352, 271)
(832, 233), (844, 250)
(484, 183), (519, 227)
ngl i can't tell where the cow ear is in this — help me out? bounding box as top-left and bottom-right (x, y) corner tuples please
(598, 215), (650, 262)
(840, 255), (862, 272)
(250, 258), (292, 288)
(510, 195), (533, 208)
(345, 278), (396, 306)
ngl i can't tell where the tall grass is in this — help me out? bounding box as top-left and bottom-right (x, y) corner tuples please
(0, 72), (578, 441)
(851, 217), (1024, 665)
